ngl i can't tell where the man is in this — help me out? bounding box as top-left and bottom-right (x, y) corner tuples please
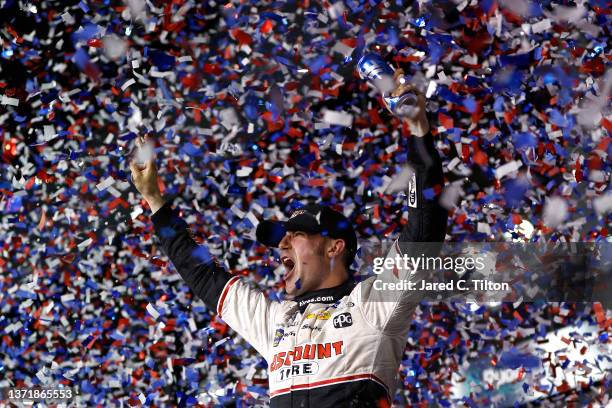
(130, 70), (447, 407)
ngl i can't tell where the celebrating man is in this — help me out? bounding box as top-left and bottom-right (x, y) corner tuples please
(130, 69), (447, 407)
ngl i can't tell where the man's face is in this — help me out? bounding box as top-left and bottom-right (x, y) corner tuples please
(278, 230), (330, 296)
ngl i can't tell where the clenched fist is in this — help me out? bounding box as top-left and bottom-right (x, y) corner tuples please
(383, 68), (430, 137)
(129, 135), (165, 213)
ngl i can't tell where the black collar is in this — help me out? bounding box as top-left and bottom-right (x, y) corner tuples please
(293, 279), (356, 312)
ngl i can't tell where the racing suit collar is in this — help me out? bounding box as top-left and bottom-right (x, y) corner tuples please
(293, 279), (356, 312)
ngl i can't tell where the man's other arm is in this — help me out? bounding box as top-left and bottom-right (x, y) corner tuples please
(129, 136), (278, 355)
(149, 198), (278, 356)
(150, 198), (233, 310)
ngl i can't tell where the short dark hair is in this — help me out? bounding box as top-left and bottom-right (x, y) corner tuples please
(341, 245), (356, 270)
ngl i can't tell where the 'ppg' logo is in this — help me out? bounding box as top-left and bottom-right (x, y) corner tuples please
(333, 313), (352, 328)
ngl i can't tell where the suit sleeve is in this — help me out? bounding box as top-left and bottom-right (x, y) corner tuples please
(398, 131), (448, 244)
(357, 131), (449, 334)
(151, 198), (233, 309)
(151, 199), (278, 355)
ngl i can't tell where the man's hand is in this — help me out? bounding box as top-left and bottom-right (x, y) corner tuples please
(383, 68), (430, 137)
(129, 135), (165, 214)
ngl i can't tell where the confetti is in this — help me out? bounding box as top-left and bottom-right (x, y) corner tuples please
(134, 140), (155, 165)
(0, 95), (19, 106)
(96, 176), (115, 191)
(0, 0), (608, 405)
(322, 109), (354, 128)
(146, 303), (160, 320)
(495, 161), (522, 180)
(542, 197), (568, 228)
(593, 193), (612, 216)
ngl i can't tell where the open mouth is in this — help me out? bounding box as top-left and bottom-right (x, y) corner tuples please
(281, 256), (295, 277)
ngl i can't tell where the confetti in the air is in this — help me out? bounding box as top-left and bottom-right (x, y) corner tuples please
(0, 0), (609, 406)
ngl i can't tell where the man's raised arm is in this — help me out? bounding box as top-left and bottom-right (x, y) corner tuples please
(358, 71), (449, 333)
(128, 135), (233, 310)
(384, 68), (448, 245)
(398, 130), (448, 246)
(129, 135), (278, 356)
(149, 198), (234, 310)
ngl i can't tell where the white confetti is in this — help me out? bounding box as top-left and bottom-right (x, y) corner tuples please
(439, 183), (463, 210)
(146, 303), (160, 320)
(322, 109), (353, 127)
(213, 337), (230, 347)
(121, 78), (136, 91)
(425, 80), (438, 98)
(219, 107), (240, 129)
(593, 193), (612, 216)
(42, 301), (55, 315)
(131, 206), (144, 220)
(61, 12), (75, 24)
(499, 0), (531, 17)
(1, 95), (19, 106)
(43, 125), (56, 141)
(218, 142), (243, 156)
(477, 222), (492, 235)
(96, 176), (115, 191)
(545, 2), (587, 23)
(531, 19), (552, 34)
(103, 35), (127, 60)
(331, 41), (354, 57)
(126, 0), (147, 19)
(236, 167), (253, 177)
(230, 204), (246, 218)
(134, 140), (155, 165)
(188, 318), (197, 332)
(6, 322), (23, 333)
(78, 238), (93, 249)
(542, 196), (568, 228)
(246, 212), (259, 228)
(494, 160), (522, 179)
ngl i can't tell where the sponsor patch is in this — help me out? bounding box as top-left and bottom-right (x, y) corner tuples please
(270, 341), (344, 371)
(408, 172), (417, 208)
(306, 310), (331, 320)
(333, 312), (353, 328)
(298, 295), (334, 308)
(273, 328), (284, 347)
(316, 311), (331, 320)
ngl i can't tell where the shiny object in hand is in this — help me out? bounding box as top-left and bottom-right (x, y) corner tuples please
(357, 53), (419, 118)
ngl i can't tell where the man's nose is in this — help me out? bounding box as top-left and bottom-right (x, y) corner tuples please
(278, 232), (292, 249)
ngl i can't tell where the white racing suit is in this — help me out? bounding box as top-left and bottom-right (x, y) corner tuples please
(151, 133), (447, 407)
